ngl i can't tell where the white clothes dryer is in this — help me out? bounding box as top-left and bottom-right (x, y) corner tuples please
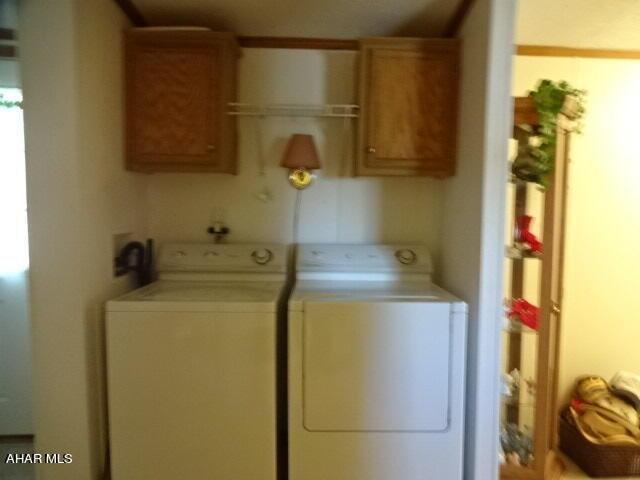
(288, 244), (468, 480)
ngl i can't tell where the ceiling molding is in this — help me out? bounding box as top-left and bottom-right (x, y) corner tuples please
(113, 0), (148, 27)
(442, 0), (476, 37)
(0, 28), (15, 41)
(238, 36), (358, 50)
(517, 44), (640, 60)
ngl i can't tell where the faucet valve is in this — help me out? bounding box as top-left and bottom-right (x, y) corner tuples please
(207, 222), (230, 244)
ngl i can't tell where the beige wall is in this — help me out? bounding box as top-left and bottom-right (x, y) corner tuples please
(513, 55), (640, 404)
(20, 0), (146, 478)
(146, 48), (444, 262)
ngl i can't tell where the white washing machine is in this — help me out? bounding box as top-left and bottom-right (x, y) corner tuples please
(106, 243), (287, 480)
(288, 244), (468, 480)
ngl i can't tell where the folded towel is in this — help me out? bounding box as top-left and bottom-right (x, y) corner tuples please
(611, 371), (640, 411)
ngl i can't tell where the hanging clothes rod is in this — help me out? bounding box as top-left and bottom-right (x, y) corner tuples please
(227, 103), (359, 118)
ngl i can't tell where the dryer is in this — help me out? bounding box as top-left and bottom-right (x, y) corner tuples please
(106, 243), (287, 480)
(288, 244), (468, 480)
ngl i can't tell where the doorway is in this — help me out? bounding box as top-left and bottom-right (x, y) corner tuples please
(500, 1), (640, 479)
(0, 2), (35, 478)
(0, 85), (32, 436)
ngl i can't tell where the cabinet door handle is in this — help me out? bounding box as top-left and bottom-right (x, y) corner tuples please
(367, 146), (376, 154)
(206, 144), (216, 152)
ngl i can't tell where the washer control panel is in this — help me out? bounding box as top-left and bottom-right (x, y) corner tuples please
(298, 244), (432, 273)
(158, 244), (286, 272)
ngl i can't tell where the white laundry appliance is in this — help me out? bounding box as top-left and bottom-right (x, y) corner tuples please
(288, 244), (468, 480)
(106, 243), (287, 480)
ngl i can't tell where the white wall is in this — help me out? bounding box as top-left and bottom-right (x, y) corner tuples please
(513, 55), (640, 405)
(0, 272), (32, 434)
(146, 49), (444, 263)
(440, 0), (516, 479)
(20, 0), (146, 478)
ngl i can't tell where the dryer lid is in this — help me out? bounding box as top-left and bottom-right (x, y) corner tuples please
(289, 280), (466, 313)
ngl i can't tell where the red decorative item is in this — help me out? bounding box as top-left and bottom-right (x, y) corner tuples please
(516, 215), (543, 253)
(509, 298), (540, 330)
(571, 398), (585, 412)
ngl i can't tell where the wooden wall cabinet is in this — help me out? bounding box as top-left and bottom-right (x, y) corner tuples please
(125, 30), (238, 173)
(356, 38), (460, 177)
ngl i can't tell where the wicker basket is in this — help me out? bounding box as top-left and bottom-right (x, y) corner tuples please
(559, 412), (640, 477)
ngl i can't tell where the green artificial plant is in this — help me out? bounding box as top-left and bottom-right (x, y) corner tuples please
(513, 79), (586, 186)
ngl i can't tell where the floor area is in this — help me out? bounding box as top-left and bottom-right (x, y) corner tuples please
(1, 438), (637, 479)
(0, 438), (35, 480)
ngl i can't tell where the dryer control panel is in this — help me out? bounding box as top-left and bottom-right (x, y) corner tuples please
(297, 244), (432, 274)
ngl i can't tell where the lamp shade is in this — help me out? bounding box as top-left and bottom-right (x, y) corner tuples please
(280, 134), (321, 170)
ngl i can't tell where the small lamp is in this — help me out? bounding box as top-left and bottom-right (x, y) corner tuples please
(280, 134), (321, 189)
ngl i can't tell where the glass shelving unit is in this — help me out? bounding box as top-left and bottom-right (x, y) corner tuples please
(500, 96), (578, 480)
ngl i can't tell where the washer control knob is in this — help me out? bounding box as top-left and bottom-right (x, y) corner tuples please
(395, 249), (417, 265)
(251, 248), (273, 265)
(172, 250), (187, 258)
(204, 251), (218, 258)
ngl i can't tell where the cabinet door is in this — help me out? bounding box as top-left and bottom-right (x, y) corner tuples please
(125, 31), (237, 173)
(357, 39), (459, 177)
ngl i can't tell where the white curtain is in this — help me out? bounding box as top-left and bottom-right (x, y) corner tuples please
(0, 88), (29, 274)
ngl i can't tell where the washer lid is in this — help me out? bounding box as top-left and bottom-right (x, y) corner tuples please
(106, 280), (284, 313)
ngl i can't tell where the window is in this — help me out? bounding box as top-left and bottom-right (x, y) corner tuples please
(0, 87), (28, 274)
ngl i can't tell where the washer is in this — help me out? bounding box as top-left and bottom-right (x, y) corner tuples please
(288, 244), (468, 480)
(106, 243), (287, 480)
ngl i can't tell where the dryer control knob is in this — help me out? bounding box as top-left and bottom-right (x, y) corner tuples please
(395, 249), (417, 265)
(251, 248), (273, 265)
(172, 250), (187, 258)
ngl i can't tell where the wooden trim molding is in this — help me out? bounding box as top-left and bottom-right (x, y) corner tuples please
(0, 45), (16, 59)
(517, 44), (640, 60)
(442, 0), (476, 37)
(238, 36), (358, 50)
(113, 0), (147, 27)
(0, 28), (15, 41)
